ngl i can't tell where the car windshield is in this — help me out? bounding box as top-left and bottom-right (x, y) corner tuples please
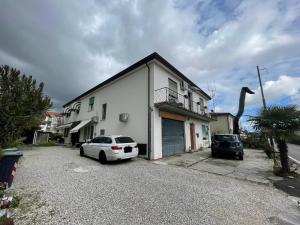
(115, 136), (135, 143)
(214, 135), (236, 141)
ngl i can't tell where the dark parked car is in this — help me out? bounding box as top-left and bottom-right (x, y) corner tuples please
(211, 134), (244, 160)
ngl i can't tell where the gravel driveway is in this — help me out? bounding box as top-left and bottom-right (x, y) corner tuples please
(12, 146), (300, 225)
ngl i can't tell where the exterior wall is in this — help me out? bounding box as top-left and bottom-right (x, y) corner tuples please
(62, 59), (210, 160)
(40, 115), (62, 133)
(184, 118), (211, 150)
(210, 115), (234, 135)
(63, 65), (151, 145)
(152, 63), (211, 159)
(153, 63), (209, 113)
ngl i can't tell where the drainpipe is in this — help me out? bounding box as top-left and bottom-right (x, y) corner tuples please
(146, 63), (151, 160)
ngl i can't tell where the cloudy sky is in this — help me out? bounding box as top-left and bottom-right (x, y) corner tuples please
(1, 0), (300, 129)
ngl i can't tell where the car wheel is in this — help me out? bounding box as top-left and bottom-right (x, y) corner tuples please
(211, 151), (216, 158)
(99, 151), (107, 164)
(80, 147), (84, 157)
(239, 154), (244, 160)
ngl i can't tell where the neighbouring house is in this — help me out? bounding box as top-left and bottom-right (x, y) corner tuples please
(40, 112), (63, 133)
(60, 52), (212, 160)
(210, 112), (235, 135)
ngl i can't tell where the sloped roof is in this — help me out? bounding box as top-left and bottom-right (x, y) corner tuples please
(63, 52), (211, 107)
(46, 111), (61, 117)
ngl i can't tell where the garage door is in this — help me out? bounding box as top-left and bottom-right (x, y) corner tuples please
(162, 118), (185, 157)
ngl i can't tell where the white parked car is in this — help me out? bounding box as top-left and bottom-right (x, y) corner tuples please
(80, 135), (139, 164)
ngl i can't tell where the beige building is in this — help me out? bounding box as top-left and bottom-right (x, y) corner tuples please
(210, 113), (235, 135)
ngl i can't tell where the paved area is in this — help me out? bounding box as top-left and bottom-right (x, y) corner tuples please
(11, 146), (300, 225)
(288, 144), (300, 163)
(156, 148), (281, 185)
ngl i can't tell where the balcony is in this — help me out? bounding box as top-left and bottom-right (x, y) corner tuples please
(154, 87), (211, 121)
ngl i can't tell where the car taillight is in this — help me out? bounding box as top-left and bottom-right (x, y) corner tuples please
(111, 146), (122, 150)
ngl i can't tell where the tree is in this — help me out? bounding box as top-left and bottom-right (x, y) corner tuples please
(0, 65), (52, 148)
(248, 105), (300, 173)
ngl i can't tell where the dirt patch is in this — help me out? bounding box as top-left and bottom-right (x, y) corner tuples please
(274, 176), (300, 198)
(8, 188), (56, 225)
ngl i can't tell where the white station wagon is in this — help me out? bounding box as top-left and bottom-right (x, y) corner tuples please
(80, 135), (139, 164)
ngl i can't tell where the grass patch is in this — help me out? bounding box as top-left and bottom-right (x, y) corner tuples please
(287, 134), (300, 145)
(11, 195), (21, 208)
(0, 217), (14, 225)
(35, 141), (58, 147)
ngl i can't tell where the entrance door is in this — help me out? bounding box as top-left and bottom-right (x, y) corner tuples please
(190, 123), (196, 150)
(162, 118), (185, 157)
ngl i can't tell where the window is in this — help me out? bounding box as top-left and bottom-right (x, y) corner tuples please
(100, 129), (105, 135)
(64, 128), (70, 137)
(94, 137), (112, 144)
(102, 103), (107, 120)
(103, 137), (112, 144)
(199, 98), (205, 112)
(202, 125), (209, 140)
(91, 137), (101, 143)
(84, 126), (93, 140)
(88, 96), (95, 111)
(115, 136), (135, 143)
(90, 126), (94, 139)
(168, 78), (178, 99)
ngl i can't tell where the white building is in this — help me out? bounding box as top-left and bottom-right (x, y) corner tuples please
(60, 53), (212, 160)
(210, 112), (235, 135)
(40, 112), (62, 133)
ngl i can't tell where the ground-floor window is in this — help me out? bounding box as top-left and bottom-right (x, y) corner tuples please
(64, 128), (69, 137)
(202, 125), (209, 140)
(84, 125), (94, 140)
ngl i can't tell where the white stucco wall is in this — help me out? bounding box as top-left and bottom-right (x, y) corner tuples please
(152, 63), (211, 159)
(63, 64), (152, 145)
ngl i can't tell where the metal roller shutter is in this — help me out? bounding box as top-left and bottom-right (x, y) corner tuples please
(162, 118), (185, 157)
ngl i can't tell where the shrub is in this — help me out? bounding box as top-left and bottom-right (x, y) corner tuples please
(11, 195), (21, 208)
(4, 139), (24, 148)
(35, 141), (58, 147)
(287, 134), (300, 145)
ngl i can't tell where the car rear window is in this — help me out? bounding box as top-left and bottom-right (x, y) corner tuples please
(115, 137), (135, 143)
(214, 135), (236, 141)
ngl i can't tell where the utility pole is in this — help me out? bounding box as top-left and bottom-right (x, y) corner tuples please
(256, 66), (267, 109)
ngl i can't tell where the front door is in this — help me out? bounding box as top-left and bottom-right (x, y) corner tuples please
(190, 123), (196, 150)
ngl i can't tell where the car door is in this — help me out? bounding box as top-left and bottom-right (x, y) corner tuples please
(85, 137), (99, 158)
(89, 137), (102, 158)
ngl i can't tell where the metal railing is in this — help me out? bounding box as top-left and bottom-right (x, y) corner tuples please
(154, 87), (208, 116)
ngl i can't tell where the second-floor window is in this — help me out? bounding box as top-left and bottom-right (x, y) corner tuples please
(89, 97), (95, 111)
(168, 78), (178, 99)
(102, 103), (107, 120)
(199, 98), (205, 112)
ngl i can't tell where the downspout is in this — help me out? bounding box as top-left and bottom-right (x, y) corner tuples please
(146, 63), (151, 160)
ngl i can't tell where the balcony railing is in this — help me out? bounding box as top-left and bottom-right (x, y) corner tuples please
(154, 87), (209, 117)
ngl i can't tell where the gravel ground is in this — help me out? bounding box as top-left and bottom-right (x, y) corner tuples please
(11, 146), (300, 225)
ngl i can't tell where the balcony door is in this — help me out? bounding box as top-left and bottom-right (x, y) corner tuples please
(188, 91), (193, 111)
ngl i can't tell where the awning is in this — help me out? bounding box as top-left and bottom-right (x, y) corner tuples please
(56, 123), (73, 129)
(70, 119), (91, 133)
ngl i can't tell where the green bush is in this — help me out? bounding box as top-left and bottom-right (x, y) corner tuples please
(242, 135), (273, 158)
(4, 139), (24, 148)
(0, 217), (14, 225)
(35, 140), (58, 147)
(287, 135), (300, 145)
